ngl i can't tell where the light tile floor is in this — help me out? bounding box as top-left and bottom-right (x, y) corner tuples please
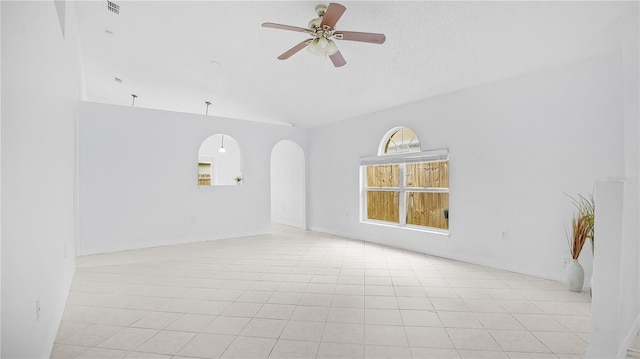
(53, 224), (600, 359)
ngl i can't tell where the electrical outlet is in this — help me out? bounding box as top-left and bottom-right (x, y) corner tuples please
(501, 231), (508, 240)
(36, 300), (41, 322)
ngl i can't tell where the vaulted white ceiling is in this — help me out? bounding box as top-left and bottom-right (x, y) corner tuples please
(74, 1), (633, 128)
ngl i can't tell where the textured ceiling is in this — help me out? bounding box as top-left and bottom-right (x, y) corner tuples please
(74, 1), (634, 128)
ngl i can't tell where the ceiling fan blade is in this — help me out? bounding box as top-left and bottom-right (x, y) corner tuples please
(321, 3), (346, 29)
(334, 31), (386, 44)
(262, 22), (311, 33)
(329, 50), (346, 67)
(277, 39), (313, 60)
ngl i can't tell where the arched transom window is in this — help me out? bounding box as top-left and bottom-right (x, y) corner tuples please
(381, 127), (421, 155)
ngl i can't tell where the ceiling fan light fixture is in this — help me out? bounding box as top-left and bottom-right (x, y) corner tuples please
(326, 39), (338, 55)
(307, 39), (323, 56)
(318, 36), (329, 48)
(308, 37), (338, 56)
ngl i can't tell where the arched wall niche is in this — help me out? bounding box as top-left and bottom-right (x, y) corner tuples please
(197, 133), (243, 186)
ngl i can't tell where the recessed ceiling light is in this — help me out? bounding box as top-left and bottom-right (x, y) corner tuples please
(209, 60), (222, 67)
(105, 30), (114, 36)
(114, 77), (122, 83)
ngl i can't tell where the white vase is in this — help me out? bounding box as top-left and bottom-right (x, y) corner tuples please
(565, 259), (584, 292)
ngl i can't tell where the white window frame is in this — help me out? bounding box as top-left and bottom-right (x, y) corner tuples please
(359, 149), (450, 235)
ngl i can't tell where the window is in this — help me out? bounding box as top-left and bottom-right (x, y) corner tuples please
(382, 127), (421, 154)
(404, 160), (449, 229)
(361, 127), (449, 233)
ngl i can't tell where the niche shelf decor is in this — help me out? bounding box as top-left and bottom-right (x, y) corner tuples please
(198, 162), (212, 186)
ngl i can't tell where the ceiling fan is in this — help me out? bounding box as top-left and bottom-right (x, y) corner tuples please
(262, 3), (386, 67)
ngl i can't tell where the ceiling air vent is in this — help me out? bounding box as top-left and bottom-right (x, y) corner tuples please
(107, 1), (120, 15)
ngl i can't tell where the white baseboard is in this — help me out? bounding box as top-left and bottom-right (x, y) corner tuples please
(79, 229), (271, 256)
(309, 226), (566, 283)
(272, 219), (304, 229)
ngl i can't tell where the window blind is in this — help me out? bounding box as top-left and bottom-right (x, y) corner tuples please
(360, 148), (449, 166)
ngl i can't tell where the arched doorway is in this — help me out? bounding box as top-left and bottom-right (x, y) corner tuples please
(270, 140), (305, 229)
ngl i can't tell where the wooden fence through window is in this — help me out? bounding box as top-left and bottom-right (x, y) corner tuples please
(406, 192), (449, 229)
(367, 191), (399, 223)
(366, 164), (399, 188)
(365, 161), (449, 229)
(405, 161), (449, 188)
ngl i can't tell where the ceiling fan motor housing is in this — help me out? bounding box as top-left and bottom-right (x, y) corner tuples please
(308, 18), (322, 29)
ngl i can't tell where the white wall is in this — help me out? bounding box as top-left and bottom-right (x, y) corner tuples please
(308, 50), (625, 283)
(1, 3), (3, 354)
(587, 9), (639, 358)
(78, 102), (306, 255)
(589, 180), (639, 358)
(619, 7), (640, 354)
(1, 2), (81, 358)
(271, 140), (305, 228)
